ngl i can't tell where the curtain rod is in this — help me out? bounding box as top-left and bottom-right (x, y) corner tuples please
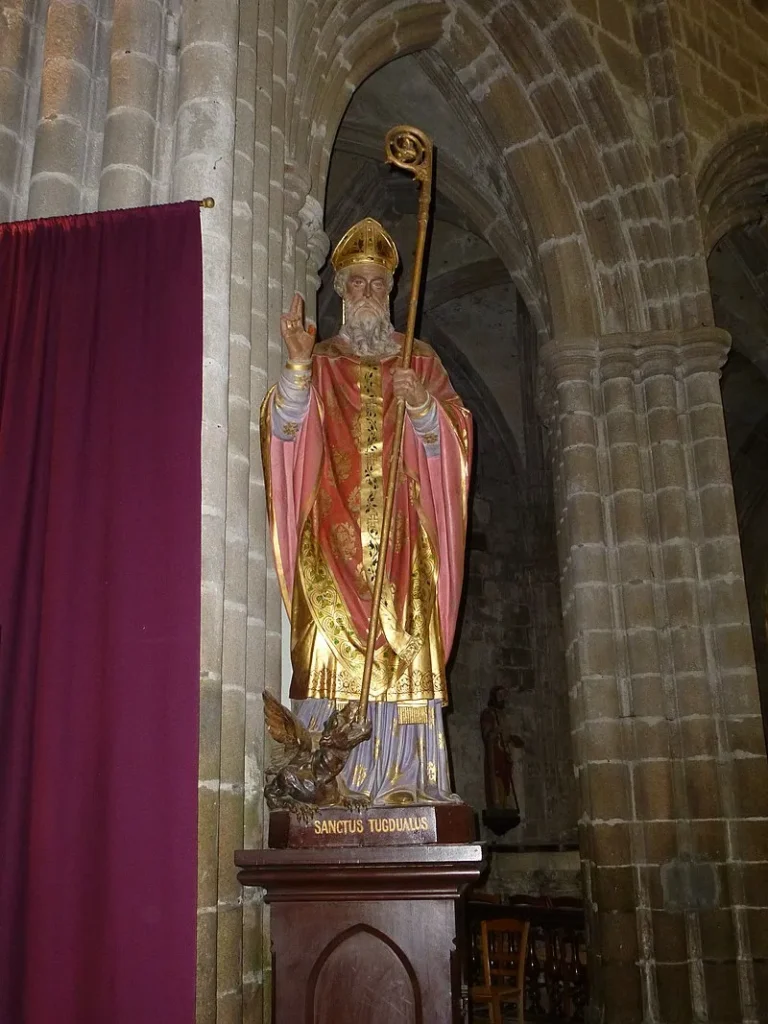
(198, 197), (215, 208)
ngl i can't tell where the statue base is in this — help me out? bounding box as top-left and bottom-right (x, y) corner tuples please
(235, 842), (485, 1023)
(268, 801), (476, 849)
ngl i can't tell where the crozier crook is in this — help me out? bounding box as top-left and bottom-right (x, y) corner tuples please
(357, 125), (434, 719)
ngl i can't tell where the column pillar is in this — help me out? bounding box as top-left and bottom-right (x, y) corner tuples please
(98, 0), (166, 209)
(0, 0), (46, 219)
(542, 327), (768, 1024)
(27, 0), (108, 216)
(170, 2), (239, 1022)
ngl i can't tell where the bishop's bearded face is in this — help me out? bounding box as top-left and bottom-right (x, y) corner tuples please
(335, 265), (399, 360)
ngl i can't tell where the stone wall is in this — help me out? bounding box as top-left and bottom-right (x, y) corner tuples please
(3, 0), (768, 1021)
(439, 343), (575, 844)
(669, 0), (768, 159)
(484, 849), (583, 900)
(568, 0), (768, 163)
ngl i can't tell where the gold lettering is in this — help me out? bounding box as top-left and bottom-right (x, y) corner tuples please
(314, 821), (322, 835)
(362, 814), (436, 833)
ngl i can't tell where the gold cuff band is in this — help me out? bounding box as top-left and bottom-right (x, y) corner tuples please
(286, 359), (312, 371)
(407, 396), (432, 419)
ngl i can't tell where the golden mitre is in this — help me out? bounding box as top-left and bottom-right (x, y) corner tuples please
(330, 217), (399, 275)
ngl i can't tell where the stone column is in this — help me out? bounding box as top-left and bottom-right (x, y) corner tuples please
(542, 328), (768, 1024)
(27, 0), (110, 217)
(170, 2), (239, 1022)
(0, 0), (46, 219)
(264, 0), (287, 741)
(241, 2), (295, 1019)
(98, 0), (166, 209)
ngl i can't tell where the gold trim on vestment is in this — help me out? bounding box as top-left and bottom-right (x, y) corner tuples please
(356, 363), (422, 664)
(263, 342), (469, 710)
(260, 386), (292, 613)
(260, 383), (324, 615)
(293, 516), (396, 698)
(442, 398), (471, 530)
(290, 501), (446, 705)
(358, 362), (382, 592)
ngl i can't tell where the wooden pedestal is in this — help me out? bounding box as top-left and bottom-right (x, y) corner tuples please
(235, 843), (484, 1023)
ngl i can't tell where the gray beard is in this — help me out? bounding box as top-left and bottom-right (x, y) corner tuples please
(339, 311), (399, 360)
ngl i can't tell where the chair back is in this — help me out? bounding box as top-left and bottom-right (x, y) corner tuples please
(479, 917), (530, 991)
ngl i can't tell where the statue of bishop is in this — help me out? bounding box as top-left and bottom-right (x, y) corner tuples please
(261, 217), (472, 807)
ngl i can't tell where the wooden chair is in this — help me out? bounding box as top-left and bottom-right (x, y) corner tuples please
(471, 917), (530, 1024)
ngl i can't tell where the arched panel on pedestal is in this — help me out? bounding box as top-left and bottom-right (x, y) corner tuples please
(306, 923), (422, 1024)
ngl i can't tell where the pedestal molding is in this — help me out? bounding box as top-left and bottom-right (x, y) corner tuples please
(236, 843), (485, 902)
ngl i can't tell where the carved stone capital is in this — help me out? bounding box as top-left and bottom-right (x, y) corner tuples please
(283, 161), (312, 221)
(299, 194), (330, 284)
(540, 326), (731, 386)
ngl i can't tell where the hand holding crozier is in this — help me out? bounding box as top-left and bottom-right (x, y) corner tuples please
(280, 293), (316, 362)
(391, 366), (429, 408)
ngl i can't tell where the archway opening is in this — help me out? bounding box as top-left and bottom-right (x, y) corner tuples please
(700, 122), (768, 741)
(712, 220), (768, 739)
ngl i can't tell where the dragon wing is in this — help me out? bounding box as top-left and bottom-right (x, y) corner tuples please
(262, 690), (312, 755)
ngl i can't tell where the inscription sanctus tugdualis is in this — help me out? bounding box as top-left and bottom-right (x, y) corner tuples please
(314, 813), (432, 837)
(269, 805), (441, 849)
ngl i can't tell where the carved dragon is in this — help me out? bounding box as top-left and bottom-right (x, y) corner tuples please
(262, 691), (372, 820)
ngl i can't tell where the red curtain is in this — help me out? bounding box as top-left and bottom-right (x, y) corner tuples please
(0, 203), (202, 1024)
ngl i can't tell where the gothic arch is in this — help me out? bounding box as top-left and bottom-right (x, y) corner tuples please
(332, 120), (548, 335)
(395, 258), (511, 325)
(702, 121), (768, 738)
(697, 119), (768, 254)
(287, 0), (682, 341)
(701, 122), (768, 376)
